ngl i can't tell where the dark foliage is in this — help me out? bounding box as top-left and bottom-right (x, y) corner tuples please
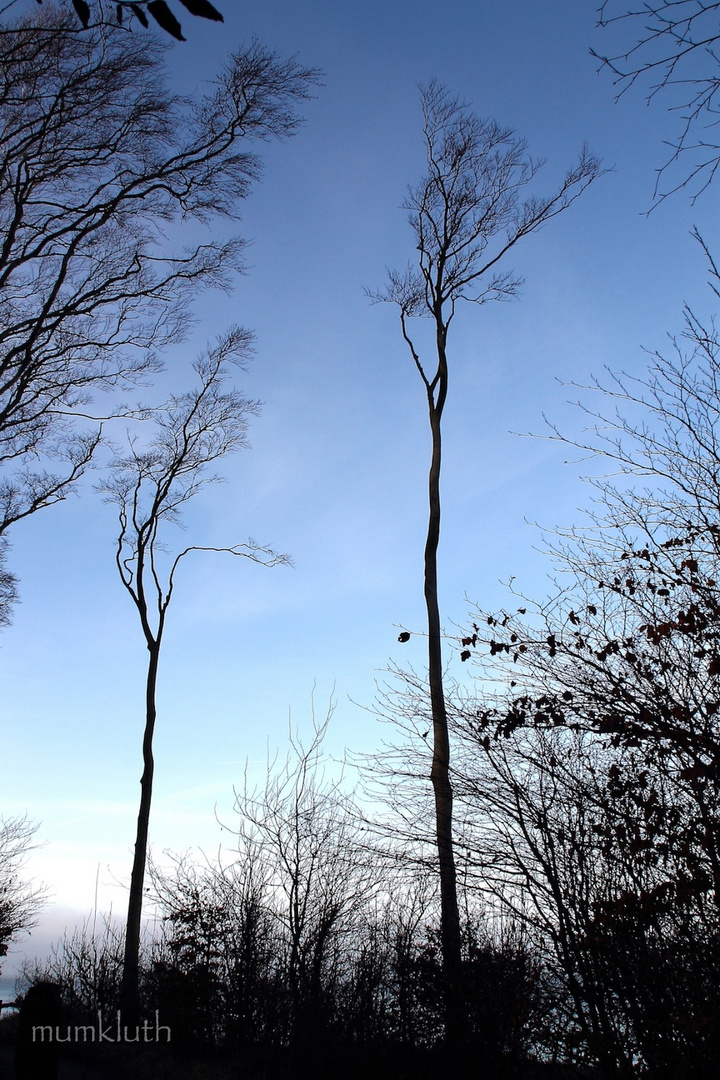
(13, 982), (59, 1080)
(28, 721), (556, 1078)
(31, 0), (224, 40)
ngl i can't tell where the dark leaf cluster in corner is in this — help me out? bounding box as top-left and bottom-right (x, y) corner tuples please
(34, 0), (224, 40)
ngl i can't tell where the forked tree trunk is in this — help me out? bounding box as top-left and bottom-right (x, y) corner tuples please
(120, 642), (160, 1019)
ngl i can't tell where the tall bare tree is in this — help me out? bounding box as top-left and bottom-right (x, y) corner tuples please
(100, 331), (289, 1017)
(371, 80), (602, 1040)
(0, 7), (315, 623)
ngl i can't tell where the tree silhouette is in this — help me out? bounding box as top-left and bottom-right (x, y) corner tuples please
(453, 242), (720, 1074)
(229, 704), (380, 1060)
(0, 816), (46, 979)
(0, 7), (316, 624)
(371, 79), (602, 1045)
(100, 331), (289, 1017)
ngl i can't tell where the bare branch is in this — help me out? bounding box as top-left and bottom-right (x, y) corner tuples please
(0, 9), (317, 623)
(595, 1), (720, 203)
(0, 816), (47, 972)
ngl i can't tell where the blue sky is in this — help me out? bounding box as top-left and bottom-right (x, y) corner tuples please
(3, 0), (720, 986)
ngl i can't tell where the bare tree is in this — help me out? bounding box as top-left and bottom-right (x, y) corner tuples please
(0, 816), (46, 981)
(100, 331), (289, 1017)
(370, 79), (602, 1041)
(594, 1), (720, 202)
(452, 720), (648, 1073)
(23, 912), (126, 1017)
(447, 245), (720, 1073)
(149, 850), (281, 1051)
(0, 539), (17, 629)
(229, 704), (381, 1058)
(0, 7), (316, 623)
(452, 618), (720, 1073)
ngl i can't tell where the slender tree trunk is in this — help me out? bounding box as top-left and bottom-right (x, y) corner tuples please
(120, 641), (160, 1018)
(424, 328), (465, 1043)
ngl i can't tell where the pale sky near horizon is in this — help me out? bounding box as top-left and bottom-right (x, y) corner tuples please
(3, 0), (720, 989)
